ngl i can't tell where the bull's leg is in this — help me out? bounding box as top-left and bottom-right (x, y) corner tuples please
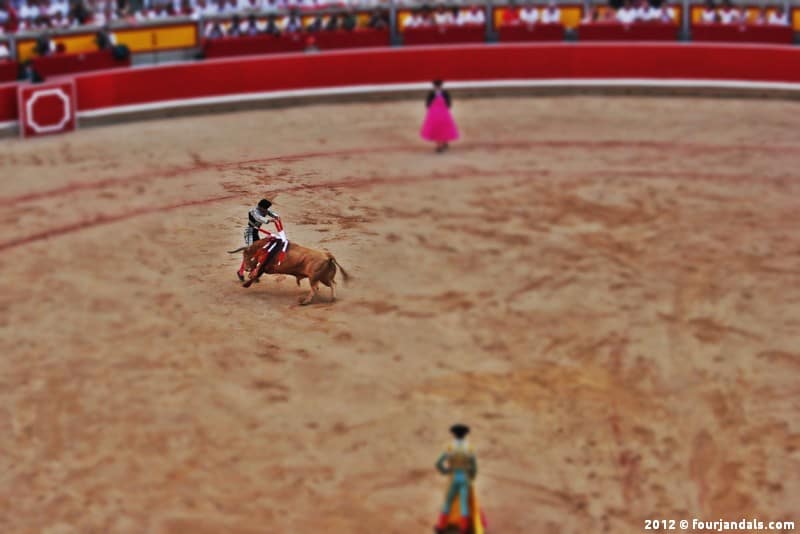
(237, 257), (247, 281)
(319, 261), (337, 302)
(242, 264), (263, 288)
(300, 279), (319, 305)
(246, 262), (261, 282)
(247, 248), (269, 279)
(325, 280), (336, 302)
(243, 258), (266, 288)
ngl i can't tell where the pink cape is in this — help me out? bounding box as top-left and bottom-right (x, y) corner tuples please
(420, 92), (460, 143)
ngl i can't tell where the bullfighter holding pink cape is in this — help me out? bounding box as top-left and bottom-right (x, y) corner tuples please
(421, 80), (460, 153)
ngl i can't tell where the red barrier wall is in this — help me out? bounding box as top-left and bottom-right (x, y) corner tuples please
(32, 51), (131, 80)
(3, 43), (800, 124)
(497, 24), (565, 42)
(0, 61), (18, 83)
(203, 35), (306, 58)
(578, 23), (679, 41)
(203, 30), (390, 59)
(0, 82), (19, 122)
(74, 43), (800, 112)
(691, 24), (794, 44)
(314, 29), (390, 50)
(403, 26), (486, 45)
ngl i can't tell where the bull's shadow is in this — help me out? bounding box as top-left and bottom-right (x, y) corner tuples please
(234, 274), (338, 306)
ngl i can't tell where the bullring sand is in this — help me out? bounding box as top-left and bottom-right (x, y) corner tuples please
(0, 97), (798, 533)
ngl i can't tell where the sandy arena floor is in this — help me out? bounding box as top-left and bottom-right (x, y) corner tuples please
(1, 96), (799, 534)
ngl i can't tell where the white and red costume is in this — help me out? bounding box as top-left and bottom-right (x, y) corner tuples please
(258, 214), (289, 267)
(238, 200), (289, 281)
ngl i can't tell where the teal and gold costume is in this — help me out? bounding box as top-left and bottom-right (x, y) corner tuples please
(434, 424), (487, 534)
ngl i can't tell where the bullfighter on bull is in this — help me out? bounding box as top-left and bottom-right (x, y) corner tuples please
(237, 198), (287, 282)
(229, 199), (349, 304)
(230, 239), (350, 305)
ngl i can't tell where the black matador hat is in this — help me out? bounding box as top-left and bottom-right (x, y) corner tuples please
(258, 199), (272, 210)
(450, 424), (470, 439)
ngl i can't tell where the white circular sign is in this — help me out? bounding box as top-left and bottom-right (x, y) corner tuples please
(25, 88), (72, 134)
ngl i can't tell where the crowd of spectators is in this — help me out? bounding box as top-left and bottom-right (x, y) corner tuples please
(698, 0), (789, 25)
(500, 1), (562, 26)
(203, 7), (386, 38)
(0, 0), (131, 33)
(402, 2), (564, 29)
(0, 0), (793, 36)
(18, 19), (118, 53)
(0, 0), (793, 45)
(403, 4), (487, 28)
(581, 0), (790, 27)
(185, 0), (360, 20)
(0, 0), (387, 34)
(581, 0), (675, 24)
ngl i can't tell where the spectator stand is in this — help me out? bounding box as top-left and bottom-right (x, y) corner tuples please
(795, 5), (800, 36)
(0, 0), (796, 82)
(689, 1), (792, 28)
(583, 2), (682, 25)
(688, 0), (794, 44)
(0, 36), (17, 81)
(12, 18), (199, 64)
(577, 1), (681, 41)
(0, 36), (11, 57)
(200, 8), (379, 37)
(200, 7), (390, 57)
(492, 0), (578, 42)
(4, 18), (196, 81)
(397, 3), (491, 45)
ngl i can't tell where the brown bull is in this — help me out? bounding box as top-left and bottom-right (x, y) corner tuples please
(228, 239), (350, 305)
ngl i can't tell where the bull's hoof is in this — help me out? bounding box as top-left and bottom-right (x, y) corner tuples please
(236, 271), (245, 282)
(299, 297), (313, 306)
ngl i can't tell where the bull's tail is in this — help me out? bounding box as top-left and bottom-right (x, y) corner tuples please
(327, 253), (351, 283)
(228, 246), (248, 254)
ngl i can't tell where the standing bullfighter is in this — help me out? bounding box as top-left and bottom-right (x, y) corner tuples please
(237, 198), (289, 281)
(421, 79), (459, 153)
(434, 424), (488, 534)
